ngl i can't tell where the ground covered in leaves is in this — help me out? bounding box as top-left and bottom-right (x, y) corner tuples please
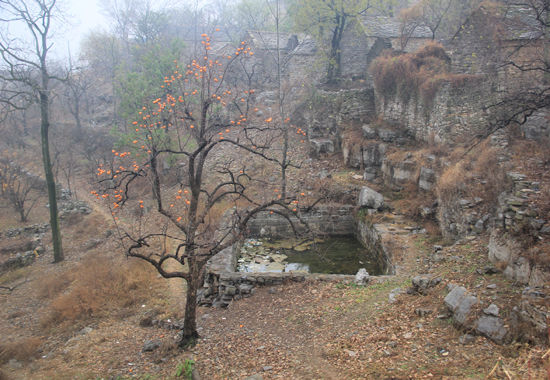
(1, 197), (548, 379)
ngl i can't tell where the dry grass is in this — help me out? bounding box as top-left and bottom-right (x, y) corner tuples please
(0, 337), (43, 364)
(437, 144), (506, 211)
(40, 255), (162, 330)
(37, 273), (72, 299)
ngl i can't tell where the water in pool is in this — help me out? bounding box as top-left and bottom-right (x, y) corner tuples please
(237, 236), (384, 275)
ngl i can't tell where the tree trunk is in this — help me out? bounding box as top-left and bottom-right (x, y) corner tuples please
(40, 89), (63, 263)
(179, 258), (202, 348)
(327, 13), (346, 83)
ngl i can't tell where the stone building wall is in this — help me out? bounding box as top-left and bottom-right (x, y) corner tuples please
(292, 88), (375, 154)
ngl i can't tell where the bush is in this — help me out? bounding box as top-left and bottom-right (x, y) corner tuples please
(370, 42), (476, 106)
(0, 337), (43, 364)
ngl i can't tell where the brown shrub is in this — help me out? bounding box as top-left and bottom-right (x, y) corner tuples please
(41, 256), (159, 329)
(0, 337), (43, 364)
(370, 42), (477, 106)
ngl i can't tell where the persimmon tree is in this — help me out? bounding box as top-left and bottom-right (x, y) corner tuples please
(95, 33), (307, 347)
(0, 152), (41, 222)
(0, 0), (63, 262)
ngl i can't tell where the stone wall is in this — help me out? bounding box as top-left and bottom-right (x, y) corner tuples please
(199, 205), (395, 307)
(246, 205), (355, 238)
(292, 88), (375, 154)
(356, 220), (394, 274)
(376, 79), (496, 144)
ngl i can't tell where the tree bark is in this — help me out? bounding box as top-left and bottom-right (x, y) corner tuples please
(179, 257), (202, 348)
(40, 85), (63, 263)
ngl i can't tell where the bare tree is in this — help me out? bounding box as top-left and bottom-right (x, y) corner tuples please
(63, 64), (93, 140)
(0, 0), (64, 262)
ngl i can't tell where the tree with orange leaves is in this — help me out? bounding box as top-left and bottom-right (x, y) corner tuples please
(96, 32), (308, 347)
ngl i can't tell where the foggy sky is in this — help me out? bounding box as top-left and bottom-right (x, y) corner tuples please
(52, 0), (108, 60)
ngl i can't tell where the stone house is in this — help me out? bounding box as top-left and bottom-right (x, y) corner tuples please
(446, 3), (549, 139)
(242, 31), (319, 88)
(340, 15), (433, 79)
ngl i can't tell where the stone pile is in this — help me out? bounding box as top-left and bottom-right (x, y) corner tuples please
(444, 284), (510, 344)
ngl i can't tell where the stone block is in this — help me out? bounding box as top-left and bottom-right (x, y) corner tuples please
(444, 285), (478, 325)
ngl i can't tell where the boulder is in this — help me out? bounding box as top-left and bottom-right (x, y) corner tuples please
(444, 286), (478, 325)
(418, 167), (436, 191)
(475, 316), (508, 344)
(358, 186), (384, 210)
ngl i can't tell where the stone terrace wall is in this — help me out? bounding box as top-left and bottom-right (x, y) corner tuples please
(246, 205), (355, 238)
(376, 79), (497, 144)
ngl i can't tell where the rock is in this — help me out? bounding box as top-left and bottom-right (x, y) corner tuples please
(344, 349), (358, 357)
(459, 334), (476, 345)
(270, 254), (287, 263)
(410, 275), (441, 294)
(238, 284), (254, 295)
(362, 124), (377, 139)
(354, 268), (370, 285)
(310, 138), (335, 156)
(8, 359), (23, 369)
(486, 284), (497, 290)
(224, 285), (237, 296)
(262, 366), (273, 372)
(142, 339), (161, 352)
(415, 308), (433, 317)
(244, 375), (264, 380)
(79, 327), (93, 335)
(388, 287), (403, 303)
(483, 304), (499, 317)
(418, 167), (436, 191)
(357, 186), (385, 210)
(458, 199), (471, 208)
(268, 287), (277, 294)
(475, 316), (508, 344)
(444, 286), (478, 325)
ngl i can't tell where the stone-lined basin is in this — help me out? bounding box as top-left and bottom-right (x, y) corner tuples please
(198, 205), (395, 307)
(237, 236), (385, 275)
